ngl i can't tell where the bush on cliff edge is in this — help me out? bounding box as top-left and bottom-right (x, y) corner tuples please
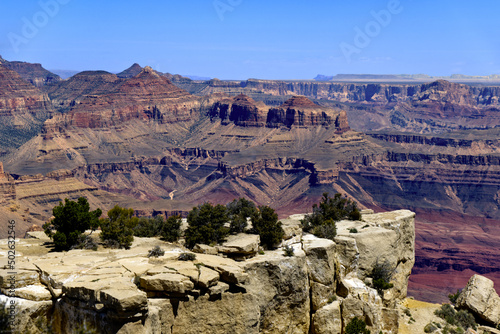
(301, 192), (361, 240)
(100, 205), (138, 249)
(185, 203), (230, 248)
(43, 197), (102, 251)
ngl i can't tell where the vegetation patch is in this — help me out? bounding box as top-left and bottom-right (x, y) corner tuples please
(43, 197), (102, 251)
(301, 192), (361, 240)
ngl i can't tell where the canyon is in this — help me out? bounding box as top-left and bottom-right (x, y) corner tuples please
(0, 59), (499, 304)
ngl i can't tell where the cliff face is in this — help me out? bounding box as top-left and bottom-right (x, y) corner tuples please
(0, 57), (61, 87)
(0, 65), (53, 116)
(0, 209), (415, 334)
(209, 94), (347, 130)
(0, 64), (53, 155)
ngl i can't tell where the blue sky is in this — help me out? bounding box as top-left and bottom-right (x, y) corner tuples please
(1, 0), (499, 79)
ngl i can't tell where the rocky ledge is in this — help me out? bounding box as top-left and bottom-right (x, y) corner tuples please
(0, 210), (415, 333)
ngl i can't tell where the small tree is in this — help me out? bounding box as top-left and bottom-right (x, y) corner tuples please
(184, 203), (230, 248)
(161, 215), (182, 242)
(133, 216), (164, 237)
(345, 317), (370, 334)
(227, 198), (257, 233)
(43, 197), (102, 251)
(371, 260), (394, 292)
(301, 193), (360, 240)
(100, 206), (138, 249)
(251, 205), (284, 249)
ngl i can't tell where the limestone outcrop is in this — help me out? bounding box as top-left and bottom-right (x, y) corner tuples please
(456, 275), (500, 327)
(0, 210), (414, 334)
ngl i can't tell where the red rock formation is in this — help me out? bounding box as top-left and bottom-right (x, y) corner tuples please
(0, 57), (61, 87)
(45, 66), (200, 131)
(210, 94), (345, 129)
(0, 64), (53, 116)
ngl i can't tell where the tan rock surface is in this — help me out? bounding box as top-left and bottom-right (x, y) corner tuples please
(457, 275), (500, 326)
(172, 294), (260, 334)
(312, 301), (342, 334)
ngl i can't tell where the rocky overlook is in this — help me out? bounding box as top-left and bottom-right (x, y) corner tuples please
(0, 210), (415, 334)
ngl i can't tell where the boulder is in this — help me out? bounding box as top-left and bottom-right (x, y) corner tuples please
(12, 284), (52, 301)
(165, 260), (219, 289)
(218, 233), (260, 258)
(312, 301), (342, 334)
(456, 275), (500, 326)
(100, 288), (148, 316)
(193, 253), (248, 285)
(0, 269), (40, 289)
(192, 244), (218, 255)
(140, 273), (194, 293)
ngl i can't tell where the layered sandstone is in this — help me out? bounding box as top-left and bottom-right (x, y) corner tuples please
(46, 66), (199, 129)
(0, 209), (415, 334)
(0, 57), (61, 87)
(209, 94), (347, 129)
(0, 64), (53, 116)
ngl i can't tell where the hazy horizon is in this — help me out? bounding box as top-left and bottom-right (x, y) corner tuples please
(2, 0), (499, 80)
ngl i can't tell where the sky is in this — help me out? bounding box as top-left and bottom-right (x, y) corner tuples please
(1, 0), (499, 80)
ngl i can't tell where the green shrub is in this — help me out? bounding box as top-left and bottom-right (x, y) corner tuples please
(283, 245), (294, 257)
(327, 295), (337, 303)
(185, 203), (230, 248)
(43, 197), (102, 251)
(434, 304), (476, 331)
(133, 216), (164, 237)
(0, 301), (11, 333)
(349, 228), (358, 233)
(424, 323), (438, 333)
(454, 310), (476, 330)
(148, 245), (165, 258)
(301, 193), (361, 240)
(178, 252), (196, 261)
(100, 206), (138, 249)
(448, 289), (461, 304)
(250, 205), (284, 249)
(312, 219), (337, 239)
(73, 234), (98, 251)
(345, 317), (370, 334)
(161, 215), (182, 242)
(227, 198), (257, 233)
(371, 260), (394, 293)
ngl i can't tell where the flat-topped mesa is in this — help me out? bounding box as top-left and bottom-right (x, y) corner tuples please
(0, 64), (53, 116)
(210, 94), (269, 127)
(268, 95), (349, 130)
(210, 94), (350, 130)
